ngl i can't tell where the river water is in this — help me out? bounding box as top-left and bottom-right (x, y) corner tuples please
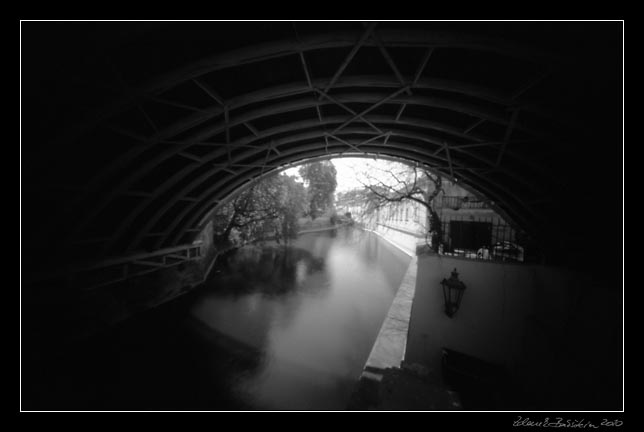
(24, 227), (410, 411)
(190, 227), (411, 410)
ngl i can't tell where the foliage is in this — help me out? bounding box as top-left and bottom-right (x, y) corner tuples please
(298, 161), (337, 219)
(278, 175), (307, 240)
(211, 173), (307, 247)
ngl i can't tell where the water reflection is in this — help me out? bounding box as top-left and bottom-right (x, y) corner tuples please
(212, 245), (327, 299)
(189, 227), (410, 410)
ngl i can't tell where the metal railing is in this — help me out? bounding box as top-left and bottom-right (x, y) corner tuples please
(24, 242), (203, 291)
(434, 216), (532, 263)
(441, 196), (489, 210)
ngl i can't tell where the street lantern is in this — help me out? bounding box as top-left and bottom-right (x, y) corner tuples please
(441, 268), (466, 318)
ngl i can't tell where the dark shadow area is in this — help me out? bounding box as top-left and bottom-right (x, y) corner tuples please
(21, 285), (256, 410)
(441, 348), (514, 410)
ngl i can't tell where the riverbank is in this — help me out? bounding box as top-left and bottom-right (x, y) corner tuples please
(348, 246), (463, 410)
(347, 224), (464, 410)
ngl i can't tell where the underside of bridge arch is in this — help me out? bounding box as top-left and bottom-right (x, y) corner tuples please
(21, 21), (622, 276)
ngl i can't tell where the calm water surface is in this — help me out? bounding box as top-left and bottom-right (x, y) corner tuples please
(189, 227), (410, 410)
(24, 227), (409, 411)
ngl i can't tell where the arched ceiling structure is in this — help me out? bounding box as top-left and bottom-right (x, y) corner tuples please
(21, 21), (622, 273)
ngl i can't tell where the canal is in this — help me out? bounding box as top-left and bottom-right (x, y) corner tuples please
(25, 227), (411, 410)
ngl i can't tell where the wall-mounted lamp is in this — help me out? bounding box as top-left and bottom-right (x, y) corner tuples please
(441, 268), (466, 318)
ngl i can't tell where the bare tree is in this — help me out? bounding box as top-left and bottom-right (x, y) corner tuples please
(359, 162), (444, 252)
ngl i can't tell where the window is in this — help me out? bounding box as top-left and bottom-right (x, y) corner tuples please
(449, 221), (492, 250)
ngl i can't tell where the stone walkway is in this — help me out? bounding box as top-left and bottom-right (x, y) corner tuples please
(348, 235), (466, 411)
(364, 256), (417, 371)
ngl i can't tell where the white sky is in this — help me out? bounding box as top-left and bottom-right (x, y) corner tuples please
(282, 157), (412, 193)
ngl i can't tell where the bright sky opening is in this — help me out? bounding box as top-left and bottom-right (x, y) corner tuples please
(282, 157), (412, 194)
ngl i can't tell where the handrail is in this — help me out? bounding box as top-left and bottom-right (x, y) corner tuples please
(23, 242), (203, 286)
(76, 242), (203, 272)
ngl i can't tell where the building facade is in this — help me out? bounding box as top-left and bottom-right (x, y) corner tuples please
(337, 179), (528, 262)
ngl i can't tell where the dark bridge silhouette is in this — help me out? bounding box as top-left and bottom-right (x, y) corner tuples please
(21, 21), (621, 285)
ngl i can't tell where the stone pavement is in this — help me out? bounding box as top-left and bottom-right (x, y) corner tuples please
(364, 256), (417, 371)
(347, 240), (465, 411)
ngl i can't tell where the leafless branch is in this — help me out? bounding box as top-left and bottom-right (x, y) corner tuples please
(352, 163), (443, 218)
